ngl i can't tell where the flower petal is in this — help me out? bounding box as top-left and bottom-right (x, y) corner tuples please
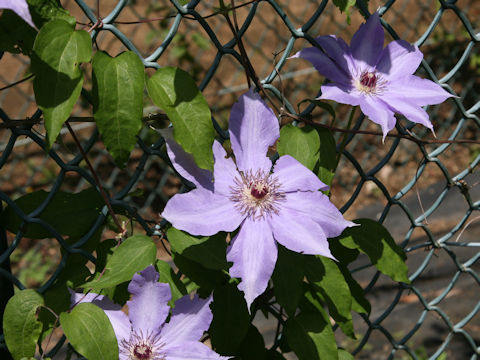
(212, 141), (240, 196)
(69, 290), (131, 343)
(269, 207), (335, 259)
(160, 295), (213, 346)
(162, 188), (244, 236)
(290, 46), (351, 85)
(382, 95), (434, 131)
(315, 35), (357, 76)
(273, 155), (328, 192)
(385, 75), (453, 106)
(164, 341), (229, 360)
(319, 83), (361, 106)
(375, 40), (423, 80)
(227, 218), (277, 310)
(229, 89), (278, 173)
(127, 265), (171, 336)
(0, 0), (35, 28)
(282, 192), (356, 238)
(350, 12), (384, 68)
(358, 95), (397, 140)
(160, 128), (214, 191)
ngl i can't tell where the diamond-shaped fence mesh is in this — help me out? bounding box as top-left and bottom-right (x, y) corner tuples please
(0, 0), (479, 359)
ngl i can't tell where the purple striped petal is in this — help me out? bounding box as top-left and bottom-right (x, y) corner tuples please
(384, 76), (453, 106)
(160, 128), (214, 191)
(282, 191), (356, 238)
(162, 188), (244, 236)
(375, 40), (423, 80)
(229, 89), (278, 173)
(382, 95), (434, 131)
(212, 140), (240, 196)
(227, 218), (277, 309)
(0, 0), (35, 28)
(319, 83), (361, 106)
(160, 295), (213, 345)
(350, 12), (384, 68)
(127, 265), (171, 336)
(164, 341), (229, 360)
(315, 35), (357, 77)
(358, 95), (397, 141)
(273, 155), (328, 192)
(269, 207), (335, 259)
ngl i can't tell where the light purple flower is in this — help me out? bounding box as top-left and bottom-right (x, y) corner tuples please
(71, 265), (228, 360)
(0, 0), (35, 28)
(161, 89), (355, 308)
(291, 12), (453, 140)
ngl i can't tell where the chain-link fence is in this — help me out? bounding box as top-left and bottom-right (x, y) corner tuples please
(0, 0), (479, 358)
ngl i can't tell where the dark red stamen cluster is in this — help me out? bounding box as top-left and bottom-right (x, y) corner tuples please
(251, 186), (268, 199)
(360, 71), (377, 89)
(133, 344), (153, 360)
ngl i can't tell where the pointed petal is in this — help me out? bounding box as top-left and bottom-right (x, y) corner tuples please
(127, 265), (171, 335)
(315, 35), (357, 75)
(358, 95), (397, 140)
(70, 290), (131, 343)
(382, 95), (434, 130)
(164, 341), (229, 360)
(227, 218), (277, 309)
(385, 75), (453, 106)
(160, 128), (214, 191)
(375, 40), (423, 79)
(269, 207), (334, 259)
(162, 188), (244, 236)
(319, 83), (361, 106)
(290, 46), (352, 85)
(229, 89), (278, 173)
(350, 12), (384, 68)
(273, 155), (328, 192)
(212, 141), (240, 196)
(0, 0), (35, 28)
(282, 192), (356, 238)
(161, 295), (213, 345)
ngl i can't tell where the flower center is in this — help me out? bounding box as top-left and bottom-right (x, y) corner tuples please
(120, 330), (166, 360)
(360, 71), (377, 89)
(355, 70), (386, 95)
(230, 170), (285, 220)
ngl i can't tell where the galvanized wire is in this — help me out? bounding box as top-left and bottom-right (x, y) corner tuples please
(0, 0), (479, 358)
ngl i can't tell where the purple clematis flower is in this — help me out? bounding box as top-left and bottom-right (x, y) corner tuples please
(0, 0), (35, 28)
(161, 89), (355, 308)
(291, 12), (453, 140)
(71, 265), (228, 360)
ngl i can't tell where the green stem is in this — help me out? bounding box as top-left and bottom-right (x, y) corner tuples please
(335, 106), (357, 170)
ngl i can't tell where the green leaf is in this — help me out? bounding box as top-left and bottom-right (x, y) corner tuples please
(147, 67), (215, 171)
(0, 188), (103, 239)
(82, 235), (157, 289)
(3, 290), (43, 360)
(172, 252), (221, 297)
(278, 124), (320, 171)
(92, 51), (144, 167)
(338, 349), (354, 360)
(60, 303), (118, 360)
(238, 325), (267, 360)
(332, 0), (357, 23)
(338, 219), (410, 283)
(266, 350), (287, 360)
(32, 19), (91, 147)
(306, 256), (355, 338)
(284, 310), (338, 360)
(167, 228), (227, 270)
(297, 99), (336, 122)
(272, 245), (305, 316)
(156, 259), (187, 306)
(314, 127), (337, 188)
(27, 0), (75, 28)
(0, 10), (37, 55)
(209, 283), (250, 355)
(338, 264), (370, 315)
